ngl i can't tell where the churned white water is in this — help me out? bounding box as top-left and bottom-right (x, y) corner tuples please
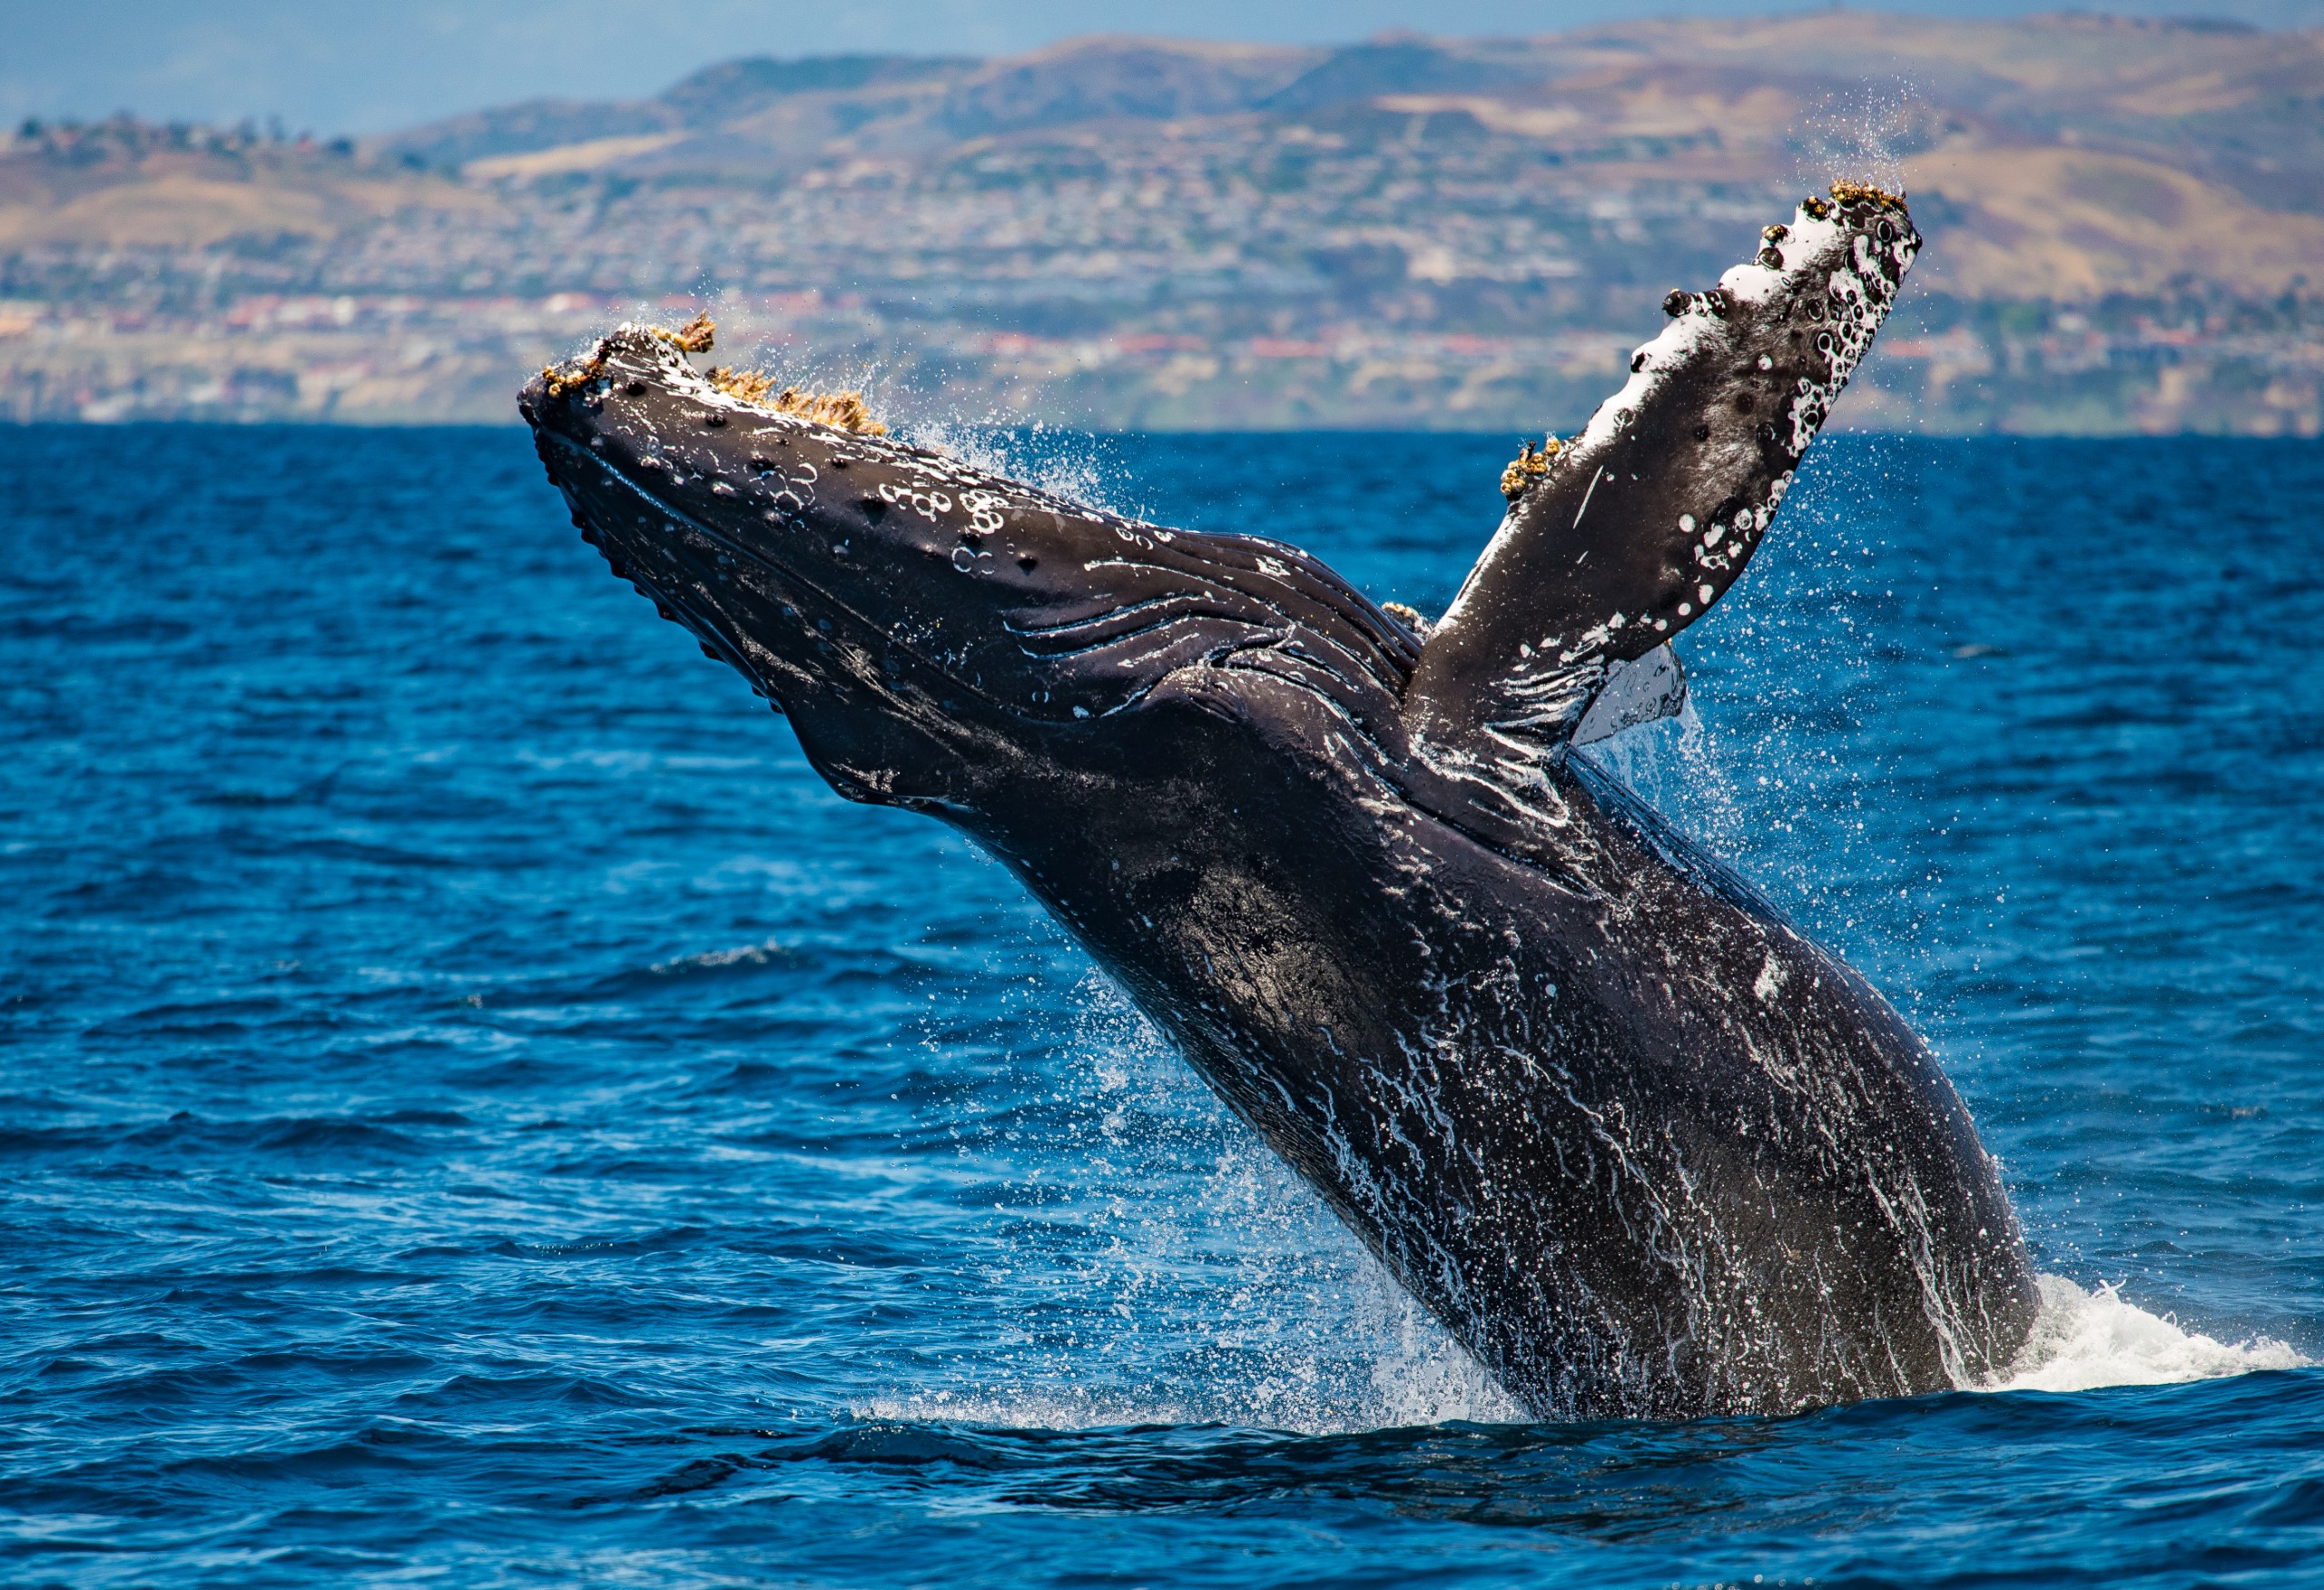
(1984, 1274), (2308, 1396)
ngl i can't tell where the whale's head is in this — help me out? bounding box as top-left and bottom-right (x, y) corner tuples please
(520, 324), (1420, 817)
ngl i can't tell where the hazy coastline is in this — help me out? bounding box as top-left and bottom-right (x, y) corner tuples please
(5, 11), (2319, 434)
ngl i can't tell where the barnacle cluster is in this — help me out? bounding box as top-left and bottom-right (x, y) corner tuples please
(540, 309), (714, 399)
(1827, 179), (1907, 210)
(539, 354), (603, 399)
(649, 311), (718, 354)
(1500, 435), (1561, 500)
(1380, 600), (1431, 637)
(705, 367), (888, 435)
(704, 365), (775, 402)
(544, 308), (887, 435)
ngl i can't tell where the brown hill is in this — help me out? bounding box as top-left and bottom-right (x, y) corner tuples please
(358, 14), (2324, 301)
(0, 120), (489, 251)
(4, 14), (2319, 432)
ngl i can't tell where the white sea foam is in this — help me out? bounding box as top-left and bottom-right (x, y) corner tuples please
(1979, 1273), (2306, 1395)
(650, 938), (786, 973)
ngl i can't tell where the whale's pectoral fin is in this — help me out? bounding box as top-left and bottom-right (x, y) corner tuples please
(1401, 184), (1919, 761)
(1572, 643), (1688, 746)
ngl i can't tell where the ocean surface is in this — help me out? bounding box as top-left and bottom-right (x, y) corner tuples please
(3, 424), (2320, 1587)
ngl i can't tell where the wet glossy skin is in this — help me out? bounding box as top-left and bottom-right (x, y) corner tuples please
(517, 191), (2039, 1418)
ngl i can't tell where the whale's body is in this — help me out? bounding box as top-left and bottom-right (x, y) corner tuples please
(519, 186), (2040, 1418)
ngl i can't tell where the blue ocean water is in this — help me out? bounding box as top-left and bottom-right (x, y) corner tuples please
(3, 424), (2320, 1587)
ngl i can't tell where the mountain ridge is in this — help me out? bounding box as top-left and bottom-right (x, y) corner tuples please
(4, 11), (2319, 433)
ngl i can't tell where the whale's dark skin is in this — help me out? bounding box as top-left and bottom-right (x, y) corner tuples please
(519, 185), (2040, 1419)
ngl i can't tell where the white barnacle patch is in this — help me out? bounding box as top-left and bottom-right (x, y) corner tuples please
(1754, 953), (1788, 1004)
(878, 478), (954, 523)
(960, 488), (1008, 535)
(1775, 206), (1915, 459)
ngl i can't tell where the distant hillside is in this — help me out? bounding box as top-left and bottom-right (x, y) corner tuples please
(363, 13), (2324, 251)
(4, 12), (2320, 434)
(378, 54), (983, 171)
(0, 121), (491, 250)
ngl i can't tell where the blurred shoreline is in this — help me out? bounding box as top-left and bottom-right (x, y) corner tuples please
(5, 13), (2320, 435)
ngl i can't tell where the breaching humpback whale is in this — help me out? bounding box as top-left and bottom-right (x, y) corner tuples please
(519, 183), (2040, 1419)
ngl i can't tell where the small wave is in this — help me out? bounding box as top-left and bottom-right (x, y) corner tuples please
(650, 939), (788, 974)
(852, 1390), (1201, 1432)
(1982, 1274), (2307, 1395)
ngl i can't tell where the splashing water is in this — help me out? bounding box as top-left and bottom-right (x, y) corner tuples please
(862, 974), (1524, 1433)
(1795, 80), (1924, 197)
(901, 417), (1135, 520)
(874, 960), (2303, 1430)
(1988, 1276), (2308, 1396)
